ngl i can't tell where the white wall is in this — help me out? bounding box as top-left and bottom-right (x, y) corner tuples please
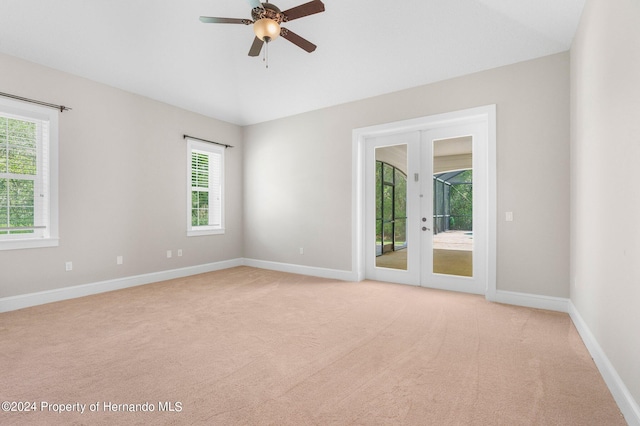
(244, 52), (571, 297)
(571, 0), (640, 407)
(0, 53), (244, 298)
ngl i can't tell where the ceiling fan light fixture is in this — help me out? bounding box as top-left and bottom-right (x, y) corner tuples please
(200, 0), (325, 56)
(254, 18), (281, 42)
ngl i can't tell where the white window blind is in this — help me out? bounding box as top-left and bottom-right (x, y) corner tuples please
(0, 97), (58, 250)
(187, 138), (224, 236)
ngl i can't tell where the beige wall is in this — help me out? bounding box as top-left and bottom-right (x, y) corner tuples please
(244, 52), (571, 297)
(1, 50), (571, 301)
(0, 53), (244, 298)
(571, 0), (640, 406)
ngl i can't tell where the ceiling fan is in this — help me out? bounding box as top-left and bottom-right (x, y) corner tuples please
(200, 0), (325, 57)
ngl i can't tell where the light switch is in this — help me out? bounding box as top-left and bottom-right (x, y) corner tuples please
(506, 211), (514, 222)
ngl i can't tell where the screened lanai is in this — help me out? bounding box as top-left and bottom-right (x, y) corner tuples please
(433, 169), (473, 236)
(375, 160), (407, 257)
(375, 167), (473, 256)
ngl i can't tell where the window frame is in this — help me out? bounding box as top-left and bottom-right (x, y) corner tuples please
(186, 138), (225, 236)
(0, 97), (59, 251)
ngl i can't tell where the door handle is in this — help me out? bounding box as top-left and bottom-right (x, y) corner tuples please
(422, 226), (430, 231)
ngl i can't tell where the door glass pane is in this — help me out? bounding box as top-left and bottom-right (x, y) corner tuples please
(394, 169), (407, 251)
(432, 137), (473, 277)
(375, 145), (407, 270)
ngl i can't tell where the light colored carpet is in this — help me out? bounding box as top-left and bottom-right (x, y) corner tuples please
(0, 267), (625, 425)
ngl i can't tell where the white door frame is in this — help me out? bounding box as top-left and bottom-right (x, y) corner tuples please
(352, 105), (497, 299)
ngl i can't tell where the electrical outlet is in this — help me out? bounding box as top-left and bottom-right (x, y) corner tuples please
(166, 250), (172, 258)
(299, 247), (304, 255)
(65, 261), (73, 271)
(116, 255), (123, 265)
(177, 249), (183, 257)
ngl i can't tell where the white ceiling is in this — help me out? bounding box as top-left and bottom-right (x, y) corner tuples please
(0, 0), (585, 126)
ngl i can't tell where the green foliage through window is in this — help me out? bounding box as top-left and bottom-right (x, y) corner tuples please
(449, 170), (472, 230)
(433, 169), (472, 233)
(375, 161), (407, 254)
(0, 116), (38, 235)
(191, 152), (209, 227)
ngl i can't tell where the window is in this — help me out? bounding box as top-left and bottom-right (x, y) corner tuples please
(0, 97), (58, 250)
(375, 160), (407, 256)
(187, 138), (224, 236)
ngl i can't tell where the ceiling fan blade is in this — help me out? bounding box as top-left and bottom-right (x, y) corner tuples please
(248, 37), (265, 57)
(247, 0), (263, 9)
(280, 28), (317, 53)
(282, 0), (325, 22)
(199, 16), (252, 25)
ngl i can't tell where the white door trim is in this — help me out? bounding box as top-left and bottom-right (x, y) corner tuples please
(352, 105), (497, 299)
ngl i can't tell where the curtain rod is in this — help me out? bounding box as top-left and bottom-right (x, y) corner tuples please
(0, 91), (72, 113)
(183, 134), (233, 149)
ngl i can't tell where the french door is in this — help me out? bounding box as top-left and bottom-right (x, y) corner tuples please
(365, 120), (488, 294)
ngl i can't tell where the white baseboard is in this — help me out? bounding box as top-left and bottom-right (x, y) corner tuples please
(0, 258), (351, 313)
(569, 301), (640, 426)
(0, 258), (244, 313)
(243, 258), (356, 282)
(488, 289), (569, 312)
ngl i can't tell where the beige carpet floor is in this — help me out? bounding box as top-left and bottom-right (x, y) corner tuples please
(0, 267), (625, 425)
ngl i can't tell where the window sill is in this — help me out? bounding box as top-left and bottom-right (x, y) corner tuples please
(0, 238), (60, 251)
(187, 228), (225, 237)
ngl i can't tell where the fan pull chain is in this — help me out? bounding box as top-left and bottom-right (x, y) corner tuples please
(263, 41), (269, 69)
